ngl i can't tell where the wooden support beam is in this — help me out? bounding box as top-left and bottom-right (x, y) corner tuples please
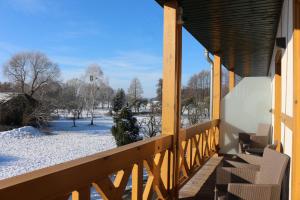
(161, 0), (182, 198)
(292, 0), (300, 199)
(212, 55), (221, 149)
(274, 51), (282, 152)
(212, 55), (221, 120)
(229, 69), (235, 91)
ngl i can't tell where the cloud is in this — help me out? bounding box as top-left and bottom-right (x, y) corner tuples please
(0, 41), (163, 97)
(51, 51), (163, 97)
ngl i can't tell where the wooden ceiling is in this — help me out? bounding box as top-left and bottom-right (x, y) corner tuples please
(156, 0), (283, 77)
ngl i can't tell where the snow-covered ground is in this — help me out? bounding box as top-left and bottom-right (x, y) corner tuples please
(0, 115), (116, 180)
(0, 109), (208, 199)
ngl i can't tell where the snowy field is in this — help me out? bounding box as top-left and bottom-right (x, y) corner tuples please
(0, 115), (116, 180)
(0, 109), (207, 199)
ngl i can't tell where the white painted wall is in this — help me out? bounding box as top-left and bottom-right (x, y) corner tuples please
(269, 1), (293, 199)
(219, 77), (272, 154)
(269, 0), (294, 158)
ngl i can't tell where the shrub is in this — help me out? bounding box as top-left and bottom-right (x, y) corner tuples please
(111, 106), (140, 146)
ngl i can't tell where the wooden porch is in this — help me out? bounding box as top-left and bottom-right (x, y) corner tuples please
(0, 120), (220, 200)
(1, 0), (300, 199)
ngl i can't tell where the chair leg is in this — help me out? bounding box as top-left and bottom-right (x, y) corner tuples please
(214, 186), (218, 200)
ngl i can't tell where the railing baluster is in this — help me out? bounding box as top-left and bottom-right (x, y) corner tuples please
(72, 187), (90, 200)
(132, 162), (143, 200)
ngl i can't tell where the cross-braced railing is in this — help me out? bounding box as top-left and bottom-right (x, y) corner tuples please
(0, 120), (220, 200)
(178, 119), (220, 187)
(0, 135), (173, 200)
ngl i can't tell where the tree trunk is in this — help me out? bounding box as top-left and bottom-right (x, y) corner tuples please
(72, 117), (76, 127)
(90, 112), (94, 125)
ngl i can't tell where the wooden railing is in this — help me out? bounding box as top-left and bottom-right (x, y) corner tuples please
(178, 119), (220, 187)
(0, 135), (173, 200)
(0, 120), (220, 200)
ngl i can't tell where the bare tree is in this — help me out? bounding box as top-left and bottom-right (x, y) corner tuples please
(59, 79), (86, 126)
(3, 53), (28, 93)
(139, 102), (161, 138)
(182, 70), (210, 125)
(3, 52), (60, 96)
(98, 83), (114, 109)
(127, 77), (143, 113)
(84, 64), (104, 125)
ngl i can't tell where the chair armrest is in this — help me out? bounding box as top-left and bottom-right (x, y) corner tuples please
(250, 135), (268, 148)
(228, 183), (281, 200)
(217, 167), (257, 185)
(237, 153), (262, 165)
(225, 160), (260, 170)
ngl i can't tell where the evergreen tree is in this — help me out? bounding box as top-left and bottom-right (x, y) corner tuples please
(112, 89), (126, 112)
(111, 106), (140, 146)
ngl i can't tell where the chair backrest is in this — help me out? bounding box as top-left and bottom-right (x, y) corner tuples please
(255, 148), (289, 185)
(256, 123), (270, 136)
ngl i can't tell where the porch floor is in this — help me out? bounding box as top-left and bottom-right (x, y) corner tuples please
(179, 156), (223, 200)
(178, 154), (256, 200)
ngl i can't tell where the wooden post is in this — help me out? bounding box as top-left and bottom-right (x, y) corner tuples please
(212, 55), (221, 148)
(292, 0), (300, 199)
(274, 51), (282, 152)
(161, 0), (182, 198)
(213, 55), (221, 120)
(229, 69), (235, 91)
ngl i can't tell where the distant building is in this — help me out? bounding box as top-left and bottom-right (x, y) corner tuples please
(0, 93), (38, 126)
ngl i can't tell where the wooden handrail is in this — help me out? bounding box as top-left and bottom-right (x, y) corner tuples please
(0, 120), (220, 200)
(0, 135), (172, 200)
(180, 119), (220, 140)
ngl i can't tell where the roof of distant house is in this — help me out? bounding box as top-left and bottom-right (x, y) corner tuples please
(0, 92), (37, 105)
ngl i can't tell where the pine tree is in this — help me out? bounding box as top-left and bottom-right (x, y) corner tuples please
(112, 89), (126, 113)
(111, 106), (140, 146)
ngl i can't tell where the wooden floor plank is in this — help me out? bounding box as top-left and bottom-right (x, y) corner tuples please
(179, 156), (223, 200)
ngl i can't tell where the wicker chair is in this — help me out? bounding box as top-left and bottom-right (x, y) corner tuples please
(239, 123), (271, 153)
(225, 143), (278, 170)
(216, 148), (289, 200)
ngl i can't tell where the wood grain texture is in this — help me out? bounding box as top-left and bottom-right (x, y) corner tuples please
(292, 0), (300, 199)
(274, 50), (282, 152)
(229, 69), (235, 91)
(161, 0), (182, 197)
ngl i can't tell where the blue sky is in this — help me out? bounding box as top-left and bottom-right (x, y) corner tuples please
(0, 0), (210, 97)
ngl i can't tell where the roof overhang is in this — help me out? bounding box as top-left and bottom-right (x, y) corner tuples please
(156, 0), (283, 77)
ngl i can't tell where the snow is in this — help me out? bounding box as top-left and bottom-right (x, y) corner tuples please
(0, 116), (116, 180)
(0, 126), (43, 139)
(0, 111), (155, 199)
(0, 92), (17, 104)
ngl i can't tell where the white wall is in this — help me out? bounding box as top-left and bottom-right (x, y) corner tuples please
(219, 77), (272, 154)
(269, 0), (294, 159)
(269, 1), (294, 199)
